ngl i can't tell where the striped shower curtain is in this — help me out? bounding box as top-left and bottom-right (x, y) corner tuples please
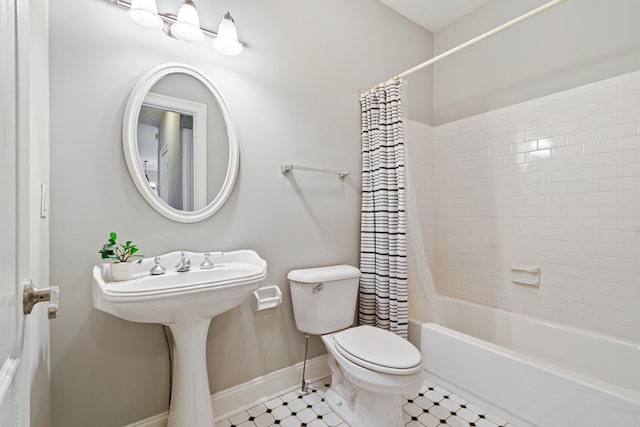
(358, 78), (408, 339)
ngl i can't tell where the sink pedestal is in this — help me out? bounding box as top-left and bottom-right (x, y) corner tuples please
(91, 250), (268, 427)
(167, 319), (214, 427)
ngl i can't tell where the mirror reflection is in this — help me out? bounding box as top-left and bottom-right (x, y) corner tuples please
(135, 73), (229, 212)
(138, 102), (200, 211)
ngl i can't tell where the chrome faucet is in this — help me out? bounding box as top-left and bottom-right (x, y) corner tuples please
(200, 253), (215, 270)
(175, 251), (191, 272)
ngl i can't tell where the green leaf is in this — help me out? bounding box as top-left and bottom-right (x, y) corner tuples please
(100, 232), (143, 263)
(99, 246), (115, 256)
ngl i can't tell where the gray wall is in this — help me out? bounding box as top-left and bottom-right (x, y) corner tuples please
(433, 0), (640, 125)
(49, 0), (432, 426)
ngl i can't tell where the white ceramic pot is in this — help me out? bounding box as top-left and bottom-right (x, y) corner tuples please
(110, 262), (134, 282)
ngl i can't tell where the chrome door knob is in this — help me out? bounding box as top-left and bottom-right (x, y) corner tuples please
(23, 280), (59, 319)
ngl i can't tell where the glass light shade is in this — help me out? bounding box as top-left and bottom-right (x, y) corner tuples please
(212, 14), (243, 56)
(171, 3), (204, 42)
(128, 0), (163, 30)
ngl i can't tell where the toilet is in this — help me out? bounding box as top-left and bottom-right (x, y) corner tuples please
(288, 265), (423, 427)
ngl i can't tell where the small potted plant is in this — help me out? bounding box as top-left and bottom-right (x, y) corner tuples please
(99, 232), (144, 282)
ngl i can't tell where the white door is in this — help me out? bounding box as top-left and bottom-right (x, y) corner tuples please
(0, 0), (22, 424)
(0, 0), (50, 425)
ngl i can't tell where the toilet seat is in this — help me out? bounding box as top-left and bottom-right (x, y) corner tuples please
(332, 325), (422, 375)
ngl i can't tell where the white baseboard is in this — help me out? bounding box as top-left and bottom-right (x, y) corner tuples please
(125, 413), (167, 427)
(125, 354), (330, 427)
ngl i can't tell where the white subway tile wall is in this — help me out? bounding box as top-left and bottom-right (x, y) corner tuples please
(410, 69), (640, 342)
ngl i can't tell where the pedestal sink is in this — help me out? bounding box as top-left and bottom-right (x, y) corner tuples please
(92, 250), (268, 427)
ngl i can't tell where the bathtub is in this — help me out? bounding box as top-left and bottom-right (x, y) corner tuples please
(409, 296), (640, 427)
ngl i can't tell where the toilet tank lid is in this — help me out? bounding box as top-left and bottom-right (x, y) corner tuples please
(288, 265), (360, 283)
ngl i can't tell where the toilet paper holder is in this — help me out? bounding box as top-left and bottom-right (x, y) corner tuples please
(253, 285), (282, 311)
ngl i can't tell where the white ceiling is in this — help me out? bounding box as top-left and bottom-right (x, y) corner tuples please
(379, 0), (490, 33)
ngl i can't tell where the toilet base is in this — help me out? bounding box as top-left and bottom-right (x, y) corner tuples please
(324, 353), (416, 427)
(325, 387), (404, 427)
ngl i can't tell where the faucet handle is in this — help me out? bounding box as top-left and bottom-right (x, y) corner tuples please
(200, 253), (215, 270)
(150, 257), (166, 275)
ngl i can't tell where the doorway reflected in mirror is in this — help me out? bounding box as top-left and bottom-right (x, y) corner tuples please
(138, 104), (199, 211)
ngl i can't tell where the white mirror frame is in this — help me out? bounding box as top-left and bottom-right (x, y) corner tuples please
(123, 63), (239, 223)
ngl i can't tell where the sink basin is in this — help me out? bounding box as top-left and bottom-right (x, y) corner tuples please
(93, 249), (267, 324)
(92, 249), (268, 427)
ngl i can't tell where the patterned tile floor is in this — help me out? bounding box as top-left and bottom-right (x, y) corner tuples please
(216, 377), (515, 427)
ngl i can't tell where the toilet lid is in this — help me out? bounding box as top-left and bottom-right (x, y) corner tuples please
(333, 326), (422, 375)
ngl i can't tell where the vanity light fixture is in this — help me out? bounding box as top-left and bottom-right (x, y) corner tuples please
(128, 0), (163, 30)
(171, 0), (204, 42)
(212, 12), (243, 56)
(110, 0), (246, 55)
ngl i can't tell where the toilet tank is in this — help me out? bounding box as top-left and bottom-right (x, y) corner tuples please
(288, 265), (361, 335)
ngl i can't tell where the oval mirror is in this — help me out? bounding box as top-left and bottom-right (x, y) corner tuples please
(123, 63), (239, 223)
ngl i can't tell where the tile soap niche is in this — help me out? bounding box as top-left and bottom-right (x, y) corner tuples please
(510, 265), (540, 286)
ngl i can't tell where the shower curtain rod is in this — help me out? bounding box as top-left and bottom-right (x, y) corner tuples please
(363, 0), (567, 92)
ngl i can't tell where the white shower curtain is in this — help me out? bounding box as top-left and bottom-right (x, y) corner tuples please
(358, 78), (408, 338)
(403, 118), (443, 325)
